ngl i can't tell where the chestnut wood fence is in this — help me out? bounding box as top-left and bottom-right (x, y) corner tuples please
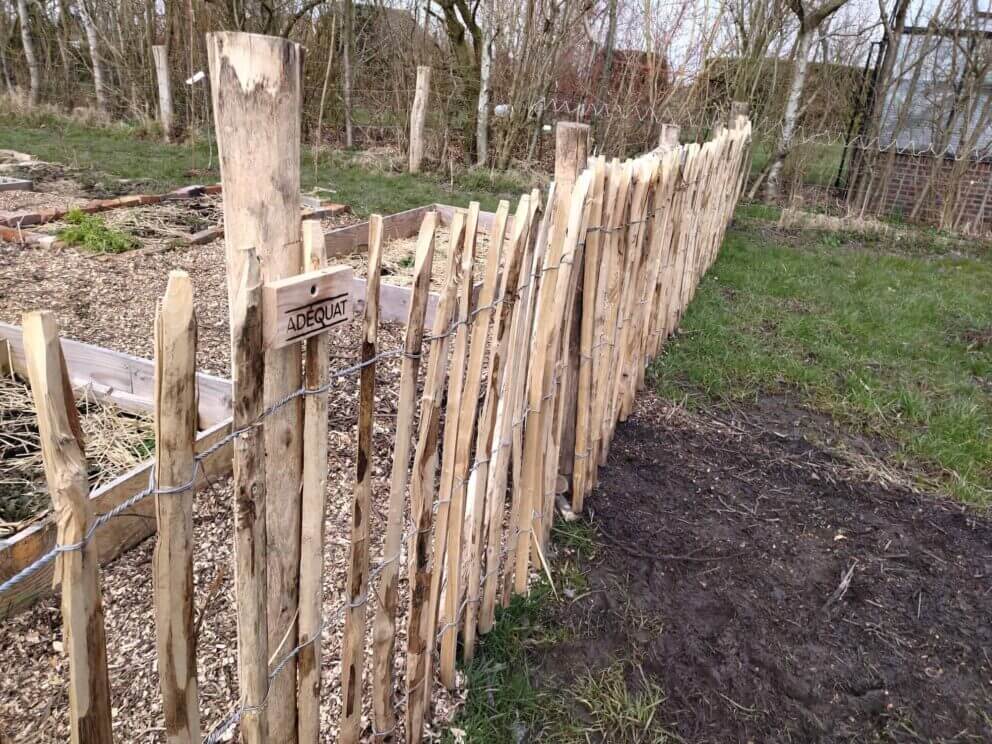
(3, 30), (751, 744)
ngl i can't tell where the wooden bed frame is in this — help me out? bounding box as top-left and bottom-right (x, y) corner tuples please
(0, 323), (234, 618)
(328, 203), (498, 325)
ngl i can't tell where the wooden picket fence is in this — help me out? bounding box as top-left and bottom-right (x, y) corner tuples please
(10, 32), (751, 744)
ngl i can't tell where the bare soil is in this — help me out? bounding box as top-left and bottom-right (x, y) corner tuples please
(537, 392), (992, 743)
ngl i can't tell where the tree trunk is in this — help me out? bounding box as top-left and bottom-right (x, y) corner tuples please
(153, 45), (174, 140)
(16, 0), (39, 105)
(476, 28), (493, 166)
(342, 0), (354, 147)
(597, 0), (618, 103)
(766, 28), (813, 199)
(79, 1), (108, 114)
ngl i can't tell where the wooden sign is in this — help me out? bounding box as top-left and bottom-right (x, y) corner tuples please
(263, 265), (354, 349)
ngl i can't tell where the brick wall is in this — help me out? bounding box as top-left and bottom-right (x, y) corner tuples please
(849, 150), (992, 233)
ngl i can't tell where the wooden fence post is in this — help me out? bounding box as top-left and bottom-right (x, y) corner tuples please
(516, 171), (591, 593)
(572, 157), (607, 513)
(371, 212), (437, 736)
(503, 189), (552, 598)
(551, 122), (589, 499)
(463, 200), (515, 656)
(22, 311), (114, 744)
(658, 123), (680, 150)
(427, 204), (478, 691)
(730, 100), (750, 130)
(480, 195), (537, 629)
(339, 215), (383, 744)
(405, 214), (466, 742)
(409, 66), (431, 173)
(152, 271), (201, 744)
(298, 221), (330, 744)
(439, 201), (505, 682)
(152, 45), (174, 141)
(208, 32), (305, 742)
(230, 248), (269, 744)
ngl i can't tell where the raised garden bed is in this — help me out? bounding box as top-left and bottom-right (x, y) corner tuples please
(0, 324), (233, 618)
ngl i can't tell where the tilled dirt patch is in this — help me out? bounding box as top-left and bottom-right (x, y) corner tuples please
(537, 392), (992, 743)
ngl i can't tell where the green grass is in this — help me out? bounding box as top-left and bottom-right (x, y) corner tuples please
(449, 521), (676, 743)
(57, 209), (139, 253)
(0, 109), (537, 215)
(651, 208), (992, 504)
(749, 140), (845, 187)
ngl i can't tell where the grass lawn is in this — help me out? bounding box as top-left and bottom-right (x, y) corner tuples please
(449, 522), (623, 744)
(749, 140), (846, 187)
(0, 110), (536, 215)
(651, 204), (992, 505)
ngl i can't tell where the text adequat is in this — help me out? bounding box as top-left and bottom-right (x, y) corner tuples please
(263, 265), (355, 349)
(286, 293), (348, 341)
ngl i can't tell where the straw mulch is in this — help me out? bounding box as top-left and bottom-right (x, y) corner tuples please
(0, 372), (154, 537)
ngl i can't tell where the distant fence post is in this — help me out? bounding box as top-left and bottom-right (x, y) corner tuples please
(658, 123), (680, 150)
(409, 66), (431, 173)
(730, 101), (749, 130)
(22, 311), (114, 744)
(152, 45), (174, 141)
(551, 121), (590, 505)
(207, 30), (305, 742)
(152, 271), (201, 744)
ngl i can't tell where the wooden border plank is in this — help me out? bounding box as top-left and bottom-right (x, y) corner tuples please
(0, 418), (232, 619)
(0, 322), (231, 427)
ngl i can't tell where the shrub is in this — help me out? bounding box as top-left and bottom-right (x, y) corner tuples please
(57, 209), (139, 254)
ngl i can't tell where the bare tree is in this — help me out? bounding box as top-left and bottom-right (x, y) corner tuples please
(764, 0), (854, 198)
(79, 0), (108, 114)
(15, 0), (38, 104)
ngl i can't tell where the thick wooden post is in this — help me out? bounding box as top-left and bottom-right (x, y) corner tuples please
(371, 213), (436, 736)
(551, 122), (589, 499)
(208, 32), (305, 742)
(409, 66), (431, 173)
(730, 100), (750, 130)
(152, 45), (174, 141)
(298, 221), (330, 744)
(152, 271), (201, 744)
(230, 249), (269, 744)
(22, 311), (114, 744)
(339, 215), (383, 744)
(658, 123), (680, 150)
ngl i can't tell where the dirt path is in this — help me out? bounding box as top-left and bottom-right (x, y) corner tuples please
(536, 392), (992, 743)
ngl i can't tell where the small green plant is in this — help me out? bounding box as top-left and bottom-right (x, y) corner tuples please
(57, 209), (139, 254)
